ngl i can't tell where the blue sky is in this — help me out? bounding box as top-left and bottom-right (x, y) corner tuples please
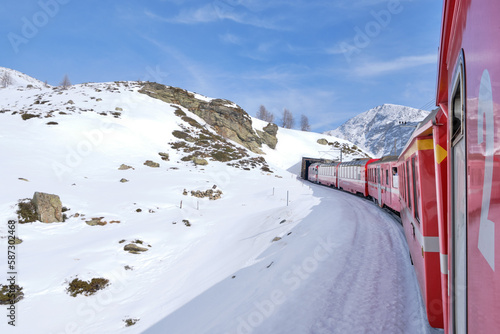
(0, 0), (443, 132)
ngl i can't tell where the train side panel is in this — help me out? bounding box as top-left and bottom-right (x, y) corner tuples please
(367, 157), (400, 212)
(308, 163), (319, 183)
(338, 159), (378, 196)
(437, 1), (500, 332)
(399, 135), (443, 328)
(317, 163), (340, 188)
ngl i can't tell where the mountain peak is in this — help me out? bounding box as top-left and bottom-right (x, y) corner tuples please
(324, 104), (430, 157)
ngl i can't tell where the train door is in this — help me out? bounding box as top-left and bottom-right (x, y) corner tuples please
(377, 165), (382, 205)
(450, 54), (467, 334)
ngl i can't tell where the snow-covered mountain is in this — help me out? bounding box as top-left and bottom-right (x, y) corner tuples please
(324, 104), (431, 158)
(0, 69), (436, 334)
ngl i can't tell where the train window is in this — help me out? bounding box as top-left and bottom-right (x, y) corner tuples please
(406, 161), (411, 209)
(386, 169), (389, 185)
(392, 167), (398, 188)
(451, 73), (464, 145)
(401, 167), (405, 201)
(412, 157), (420, 222)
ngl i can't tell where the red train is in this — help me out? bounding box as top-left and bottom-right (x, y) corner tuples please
(367, 156), (401, 213)
(304, 1), (500, 332)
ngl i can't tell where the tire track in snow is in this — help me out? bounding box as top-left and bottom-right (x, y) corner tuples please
(309, 195), (417, 334)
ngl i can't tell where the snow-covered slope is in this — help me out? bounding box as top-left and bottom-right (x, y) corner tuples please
(0, 70), (439, 334)
(0, 67), (47, 88)
(324, 104), (430, 158)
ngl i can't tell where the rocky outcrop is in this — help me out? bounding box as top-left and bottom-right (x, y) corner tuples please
(189, 189), (223, 200)
(32, 192), (63, 223)
(256, 123), (278, 149)
(86, 217), (107, 226)
(139, 83), (264, 154)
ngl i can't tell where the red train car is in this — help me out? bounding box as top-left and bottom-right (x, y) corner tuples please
(307, 163), (320, 183)
(317, 162), (340, 188)
(435, 1), (500, 332)
(367, 156), (401, 213)
(398, 110), (444, 328)
(338, 158), (378, 196)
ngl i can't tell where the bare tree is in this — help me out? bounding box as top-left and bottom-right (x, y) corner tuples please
(281, 108), (295, 129)
(300, 114), (311, 131)
(256, 105), (274, 123)
(1, 72), (13, 88)
(60, 74), (72, 89)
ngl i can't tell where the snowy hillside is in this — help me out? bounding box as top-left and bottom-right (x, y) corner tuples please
(324, 104), (430, 158)
(0, 67), (47, 88)
(0, 69), (439, 333)
(252, 117), (370, 173)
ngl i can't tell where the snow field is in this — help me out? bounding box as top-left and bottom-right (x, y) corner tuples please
(0, 73), (439, 333)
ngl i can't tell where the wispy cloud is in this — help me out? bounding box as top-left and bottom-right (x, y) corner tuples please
(145, 4), (286, 30)
(219, 33), (242, 45)
(353, 54), (437, 77)
(140, 35), (211, 91)
(333, 0), (396, 10)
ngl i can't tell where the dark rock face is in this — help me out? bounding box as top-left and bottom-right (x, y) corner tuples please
(32, 192), (63, 223)
(256, 123), (278, 149)
(139, 83), (265, 154)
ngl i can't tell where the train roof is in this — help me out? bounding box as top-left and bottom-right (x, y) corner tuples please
(368, 155), (398, 165)
(339, 158), (372, 167)
(318, 162), (341, 167)
(415, 108), (439, 133)
(398, 108), (439, 159)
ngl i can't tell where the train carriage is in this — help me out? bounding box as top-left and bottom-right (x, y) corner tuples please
(367, 156), (401, 213)
(435, 1), (500, 332)
(398, 110), (444, 328)
(317, 162), (340, 188)
(307, 163), (320, 183)
(338, 158), (378, 196)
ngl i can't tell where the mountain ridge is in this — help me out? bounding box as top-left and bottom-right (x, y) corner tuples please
(324, 104), (431, 158)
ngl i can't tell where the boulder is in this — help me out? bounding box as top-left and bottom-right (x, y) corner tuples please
(317, 138), (329, 145)
(124, 243), (148, 254)
(32, 192), (63, 223)
(158, 152), (169, 161)
(192, 157), (208, 166)
(118, 164), (133, 170)
(144, 160), (160, 168)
